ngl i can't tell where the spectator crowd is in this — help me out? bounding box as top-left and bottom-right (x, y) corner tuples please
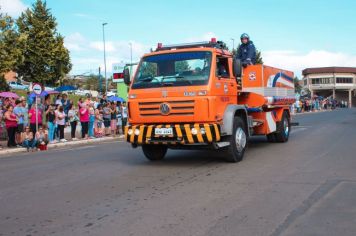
(0, 93), (128, 151)
(292, 97), (349, 114)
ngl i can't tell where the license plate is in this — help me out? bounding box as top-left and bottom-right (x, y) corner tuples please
(155, 128), (173, 136)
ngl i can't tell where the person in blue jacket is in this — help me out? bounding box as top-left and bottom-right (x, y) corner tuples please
(236, 33), (256, 67)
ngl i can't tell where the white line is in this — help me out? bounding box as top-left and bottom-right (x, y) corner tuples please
(290, 128), (307, 134)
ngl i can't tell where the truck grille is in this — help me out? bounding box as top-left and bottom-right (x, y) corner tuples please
(138, 100), (195, 117)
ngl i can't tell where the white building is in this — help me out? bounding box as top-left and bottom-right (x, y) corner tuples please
(302, 67), (356, 107)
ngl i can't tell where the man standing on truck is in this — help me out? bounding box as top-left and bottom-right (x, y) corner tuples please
(236, 33), (256, 67)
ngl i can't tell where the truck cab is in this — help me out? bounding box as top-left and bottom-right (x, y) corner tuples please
(124, 38), (294, 162)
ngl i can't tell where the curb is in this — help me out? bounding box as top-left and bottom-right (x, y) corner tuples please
(291, 109), (335, 116)
(0, 136), (123, 156)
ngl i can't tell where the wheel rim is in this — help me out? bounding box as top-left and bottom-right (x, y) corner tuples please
(283, 117), (289, 136)
(235, 127), (246, 153)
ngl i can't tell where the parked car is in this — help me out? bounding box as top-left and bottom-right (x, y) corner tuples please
(74, 89), (99, 98)
(106, 91), (117, 97)
(8, 82), (29, 91)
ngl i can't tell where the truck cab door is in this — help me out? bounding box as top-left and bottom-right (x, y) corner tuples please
(215, 56), (237, 102)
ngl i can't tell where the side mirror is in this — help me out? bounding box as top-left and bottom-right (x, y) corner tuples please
(233, 58), (242, 78)
(123, 68), (131, 85)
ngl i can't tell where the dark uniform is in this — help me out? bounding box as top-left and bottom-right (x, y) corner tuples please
(237, 41), (256, 66)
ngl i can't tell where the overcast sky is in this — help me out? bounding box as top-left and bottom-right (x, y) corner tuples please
(1, 0), (356, 77)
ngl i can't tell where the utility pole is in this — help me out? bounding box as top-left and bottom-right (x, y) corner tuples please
(129, 42), (133, 78)
(102, 22), (108, 94)
(99, 67), (102, 93)
(231, 38), (235, 53)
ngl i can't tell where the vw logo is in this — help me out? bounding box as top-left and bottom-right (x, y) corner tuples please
(160, 103), (171, 115)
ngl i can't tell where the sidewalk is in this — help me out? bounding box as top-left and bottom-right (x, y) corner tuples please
(0, 135), (124, 156)
(292, 108), (338, 116)
(0, 126), (125, 156)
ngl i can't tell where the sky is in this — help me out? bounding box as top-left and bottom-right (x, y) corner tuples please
(1, 0), (356, 77)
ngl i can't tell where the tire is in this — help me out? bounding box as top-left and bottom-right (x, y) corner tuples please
(222, 117), (248, 163)
(275, 111), (290, 143)
(267, 133), (276, 143)
(142, 145), (167, 161)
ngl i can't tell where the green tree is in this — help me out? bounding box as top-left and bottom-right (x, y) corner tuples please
(0, 12), (26, 75)
(84, 74), (100, 91)
(16, 0), (71, 86)
(294, 76), (302, 93)
(255, 50), (263, 64)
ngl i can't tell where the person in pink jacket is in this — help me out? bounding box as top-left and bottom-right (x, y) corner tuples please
(79, 103), (89, 139)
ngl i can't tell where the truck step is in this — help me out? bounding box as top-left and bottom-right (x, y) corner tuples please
(213, 142), (230, 149)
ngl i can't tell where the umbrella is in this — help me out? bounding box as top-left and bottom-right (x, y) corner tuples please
(55, 85), (77, 92)
(0, 92), (19, 99)
(107, 96), (125, 102)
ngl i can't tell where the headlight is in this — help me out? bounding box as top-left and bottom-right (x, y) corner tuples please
(191, 128), (198, 135)
(200, 128), (206, 134)
(129, 94), (137, 99)
(134, 129), (140, 135)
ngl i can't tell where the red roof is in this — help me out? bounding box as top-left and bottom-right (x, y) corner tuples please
(302, 67), (356, 76)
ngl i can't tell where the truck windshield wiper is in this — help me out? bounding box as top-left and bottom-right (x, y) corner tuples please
(162, 75), (192, 84)
(137, 76), (158, 83)
(162, 82), (174, 86)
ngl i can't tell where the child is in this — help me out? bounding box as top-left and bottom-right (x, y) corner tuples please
(21, 126), (36, 152)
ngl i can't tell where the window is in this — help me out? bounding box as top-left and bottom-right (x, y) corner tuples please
(336, 77), (353, 83)
(311, 77), (332, 85)
(132, 51), (212, 89)
(216, 57), (230, 78)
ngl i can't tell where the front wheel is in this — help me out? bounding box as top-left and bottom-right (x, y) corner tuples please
(142, 145), (167, 161)
(223, 117), (248, 163)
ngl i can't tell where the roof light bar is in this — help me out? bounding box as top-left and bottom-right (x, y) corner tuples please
(155, 38), (228, 51)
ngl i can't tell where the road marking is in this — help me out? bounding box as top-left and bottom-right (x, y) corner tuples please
(290, 128), (307, 134)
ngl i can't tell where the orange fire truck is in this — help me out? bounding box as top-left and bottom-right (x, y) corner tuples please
(123, 38), (295, 162)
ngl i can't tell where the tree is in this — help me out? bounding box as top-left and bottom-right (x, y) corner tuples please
(84, 74), (100, 91)
(0, 75), (10, 91)
(232, 44), (263, 64)
(294, 76), (302, 93)
(255, 50), (263, 64)
(0, 12), (26, 75)
(16, 0), (71, 86)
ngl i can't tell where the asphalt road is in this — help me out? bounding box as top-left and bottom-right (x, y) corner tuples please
(1, 108), (356, 236)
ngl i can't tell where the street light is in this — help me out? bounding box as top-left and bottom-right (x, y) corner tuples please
(231, 38), (235, 52)
(129, 42), (133, 66)
(129, 42), (133, 79)
(102, 22), (108, 94)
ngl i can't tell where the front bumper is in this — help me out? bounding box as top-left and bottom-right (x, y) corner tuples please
(125, 124), (221, 145)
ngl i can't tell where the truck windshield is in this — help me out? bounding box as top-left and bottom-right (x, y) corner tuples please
(132, 51), (211, 89)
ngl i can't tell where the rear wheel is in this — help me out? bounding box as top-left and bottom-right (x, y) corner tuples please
(223, 117), (247, 163)
(142, 145), (167, 161)
(275, 111), (290, 142)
